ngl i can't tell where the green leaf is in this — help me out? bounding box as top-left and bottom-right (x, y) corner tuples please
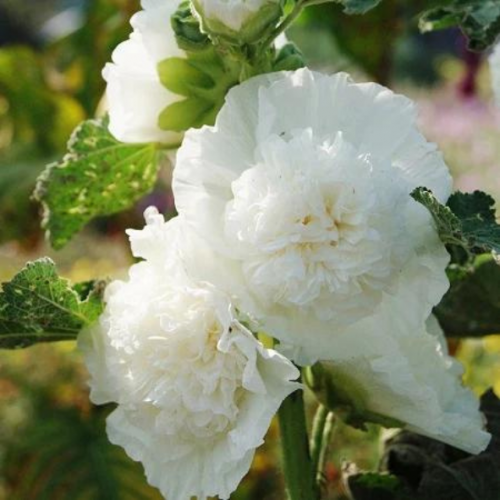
(382, 390), (500, 500)
(411, 187), (461, 243)
(447, 191), (500, 255)
(411, 188), (500, 259)
(338, 0), (383, 15)
(157, 57), (215, 96)
(158, 97), (215, 131)
(344, 465), (411, 500)
(0, 258), (105, 349)
(33, 116), (159, 249)
(273, 43), (306, 71)
(171, 1), (211, 52)
(435, 256), (500, 338)
(419, 1), (500, 51)
(157, 49), (239, 133)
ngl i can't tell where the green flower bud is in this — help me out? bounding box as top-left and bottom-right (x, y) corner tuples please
(191, 0), (283, 44)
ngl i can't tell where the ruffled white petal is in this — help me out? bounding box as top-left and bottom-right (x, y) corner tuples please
(318, 317), (491, 455)
(79, 211), (299, 500)
(103, 0), (184, 144)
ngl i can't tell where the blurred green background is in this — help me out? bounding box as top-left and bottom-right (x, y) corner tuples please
(0, 0), (500, 498)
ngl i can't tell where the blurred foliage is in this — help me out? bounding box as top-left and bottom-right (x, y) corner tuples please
(0, 343), (163, 500)
(0, 0), (142, 248)
(296, 0), (452, 84)
(420, 0), (500, 51)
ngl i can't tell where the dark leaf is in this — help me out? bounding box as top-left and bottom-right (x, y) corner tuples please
(411, 188), (500, 259)
(419, 1), (500, 51)
(435, 256), (500, 337)
(382, 390), (500, 500)
(344, 462), (411, 500)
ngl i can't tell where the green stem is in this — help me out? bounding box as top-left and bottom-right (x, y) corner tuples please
(278, 385), (320, 500)
(316, 412), (336, 483)
(310, 404), (329, 474)
(259, 0), (333, 53)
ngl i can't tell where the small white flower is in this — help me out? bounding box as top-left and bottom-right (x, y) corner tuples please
(79, 209), (299, 500)
(489, 42), (500, 105)
(103, 0), (184, 144)
(191, 0), (282, 42)
(173, 68), (453, 364)
(315, 316), (491, 455)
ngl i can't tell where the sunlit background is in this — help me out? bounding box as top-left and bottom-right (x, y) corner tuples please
(0, 0), (499, 498)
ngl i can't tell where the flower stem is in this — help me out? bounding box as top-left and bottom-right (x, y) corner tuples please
(310, 404), (329, 474)
(259, 0), (333, 53)
(278, 385), (320, 500)
(316, 412), (336, 483)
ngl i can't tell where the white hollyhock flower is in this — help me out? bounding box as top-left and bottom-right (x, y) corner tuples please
(103, 0), (184, 144)
(489, 42), (500, 105)
(314, 315), (491, 455)
(79, 209), (299, 500)
(173, 68), (453, 364)
(192, 0), (282, 42)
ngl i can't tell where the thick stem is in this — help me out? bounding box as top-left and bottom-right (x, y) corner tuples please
(278, 386), (320, 500)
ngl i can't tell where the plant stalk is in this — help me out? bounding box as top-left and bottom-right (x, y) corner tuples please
(310, 404), (329, 475)
(278, 385), (320, 500)
(316, 412), (336, 483)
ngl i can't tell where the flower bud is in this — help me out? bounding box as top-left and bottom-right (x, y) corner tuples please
(191, 0), (283, 44)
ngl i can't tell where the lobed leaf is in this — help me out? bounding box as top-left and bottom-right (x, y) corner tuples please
(0, 258), (105, 349)
(34, 116), (159, 249)
(411, 188), (500, 260)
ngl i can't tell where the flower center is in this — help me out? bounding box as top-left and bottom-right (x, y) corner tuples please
(224, 130), (411, 323)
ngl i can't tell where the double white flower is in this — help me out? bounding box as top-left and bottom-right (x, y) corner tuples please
(172, 68), (490, 454)
(173, 68), (452, 364)
(80, 209), (299, 500)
